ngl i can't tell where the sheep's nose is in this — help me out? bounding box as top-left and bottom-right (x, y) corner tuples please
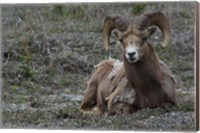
(128, 52), (136, 57)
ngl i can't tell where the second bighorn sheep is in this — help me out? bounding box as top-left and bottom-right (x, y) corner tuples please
(103, 11), (176, 109)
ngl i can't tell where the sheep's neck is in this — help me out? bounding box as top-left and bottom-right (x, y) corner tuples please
(124, 50), (163, 94)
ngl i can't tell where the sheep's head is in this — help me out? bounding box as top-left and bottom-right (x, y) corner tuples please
(115, 25), (157, 63)
(103, 11), (171, 63)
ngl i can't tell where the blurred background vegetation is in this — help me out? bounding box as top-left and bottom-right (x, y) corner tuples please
(1, 2), (196, 130)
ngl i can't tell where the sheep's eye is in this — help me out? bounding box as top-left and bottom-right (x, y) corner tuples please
(141, 37), (148, 46)
(119, 38), (124, 43)
(142, 37), (148, 41)
(119, 39), (126, 47)
(138, 27), (145, 31)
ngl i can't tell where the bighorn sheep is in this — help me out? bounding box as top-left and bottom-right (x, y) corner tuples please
(103, 11), (176, 109)
(80, 11), (176, 115)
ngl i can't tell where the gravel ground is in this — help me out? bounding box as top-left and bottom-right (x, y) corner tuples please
(140, 112), (195, 131)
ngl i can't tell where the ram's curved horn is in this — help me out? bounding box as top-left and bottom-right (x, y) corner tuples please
(137, 11), (171, 47)
(103, 15), (130, 51)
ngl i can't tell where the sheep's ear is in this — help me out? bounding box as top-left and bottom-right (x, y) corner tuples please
(113, 30), (123, 43)
(147, 27), (157, 37)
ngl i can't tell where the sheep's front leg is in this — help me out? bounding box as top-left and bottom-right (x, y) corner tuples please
(106, 78), (127, 113)
(80, 80), (98, 112)
(95, 89), (106, 115)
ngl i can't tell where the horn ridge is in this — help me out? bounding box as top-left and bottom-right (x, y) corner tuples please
(137, 11), (171, 47)
(103, 15), (130, 51)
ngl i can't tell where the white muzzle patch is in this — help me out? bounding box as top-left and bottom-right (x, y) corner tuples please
(125, 44), (139, 63)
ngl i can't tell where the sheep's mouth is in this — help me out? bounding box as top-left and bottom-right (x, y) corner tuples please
(127, 57), (138, 63)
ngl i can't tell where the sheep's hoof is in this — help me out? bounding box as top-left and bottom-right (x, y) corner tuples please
(93, 106), (104, 116)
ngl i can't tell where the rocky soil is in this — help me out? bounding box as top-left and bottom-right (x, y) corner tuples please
(1, 2), (196, 131)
